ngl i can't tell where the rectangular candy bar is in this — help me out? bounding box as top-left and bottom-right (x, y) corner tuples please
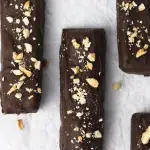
(60, 29), (106, 150)
(1, 0), (45, 114)
(117, 1), (150, 75)
(131, 113), (150, 150)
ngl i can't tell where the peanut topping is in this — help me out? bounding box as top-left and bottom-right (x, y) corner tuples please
(19, 66), (32, 77)
(23, 29), (30, 39)
(72, 39), (80, 49)
(71, 66), (80, 74)
(15, 93), (22, 99)
(6, 17), (13, 23)
(77, 136), (82, 143)
(141, 126), (150, 144)
(93, 130), (102, 138)
(82, 37), (91, 51)
(24, 43), (32, 53)
(34, 61), (41, 70)
(138, 3), (145, 11)
(87, 62), (93, 70)
(24, 1), (30, 10)
(12, 70), (23, 76)
(7, 84), (17, 95)
(136, 49), (147, 58)
(86, 78), (99, 88)
(37, 88), (42, 93)
(87, 53), (96, 62)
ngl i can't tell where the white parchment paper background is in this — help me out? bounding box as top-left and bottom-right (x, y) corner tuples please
(1, 0), (150, 150)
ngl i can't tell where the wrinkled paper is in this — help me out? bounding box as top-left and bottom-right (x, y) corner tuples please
(0, 0), (149, 150)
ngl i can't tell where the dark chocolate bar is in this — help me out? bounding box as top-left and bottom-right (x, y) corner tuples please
(1, 0), (45, 114)
(60, 29), (106, 150)
(131, 113), (150, 150)
(117, 1), (150, 75)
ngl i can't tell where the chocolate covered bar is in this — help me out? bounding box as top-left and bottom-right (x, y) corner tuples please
(131, 113), (150, 150)
(60, 29), (106, 150)
(1, 0), (45, 114)
(117, 1), (150, 75)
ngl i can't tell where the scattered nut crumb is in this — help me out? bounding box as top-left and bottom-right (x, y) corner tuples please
(112, 82), (121, 90)
(17, 119), (24, 130)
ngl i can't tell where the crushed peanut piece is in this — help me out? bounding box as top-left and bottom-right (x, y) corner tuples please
(138, 3), (145, 11)
(78, 136), (82, 142)
(144, 44), (149, 50)
(93, 130), (102, 138)
(136, 49), (147, 58)
(23, 29), (30, 39)
(72, 39), (80, 49)
(82, 37), (91, 51)
(24, 43), (32, 53)
(71, 66), (80, 74)
(26, 88), (33, 93)
(112, 82), (121, 90)
(16, 53), (23, 60)
(15, 93), (22, 99)
(24, 10), (31, 17)
(7, 84), (17, 95)
(37, 88), (42, 93)
(6, 17), (13, 23)
(87, 53), (96, 62)
(28, 95), (34, 100)
(86, 78), (99, 88)
(31, 57), (37, 62)
(12, 70), (23, 76)
(34, 61), (41, 70)
(24, 1), (30, 10)
(17, 119), (24, 130)
(87, 62), (93, 70)
(17, 81), (24, 89)
(141, 126), (150, 144)
(19, 66), (32, 77)
(19, 76), (26, 81)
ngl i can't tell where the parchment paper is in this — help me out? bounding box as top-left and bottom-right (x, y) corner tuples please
(0, 0), (149, 150)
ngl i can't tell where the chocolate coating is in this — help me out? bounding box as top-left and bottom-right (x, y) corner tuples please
(60, 29), (106, 150)
(117, 0), (150, 75)
(131, 113), (150, 150)
(1, 0), (45, 114)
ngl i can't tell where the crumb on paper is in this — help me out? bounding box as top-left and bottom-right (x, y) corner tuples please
(17, 119), (24, 130)
(112, 82), (122, 90)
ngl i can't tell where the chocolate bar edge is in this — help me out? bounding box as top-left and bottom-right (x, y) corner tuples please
(59, 28), (106, 150)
